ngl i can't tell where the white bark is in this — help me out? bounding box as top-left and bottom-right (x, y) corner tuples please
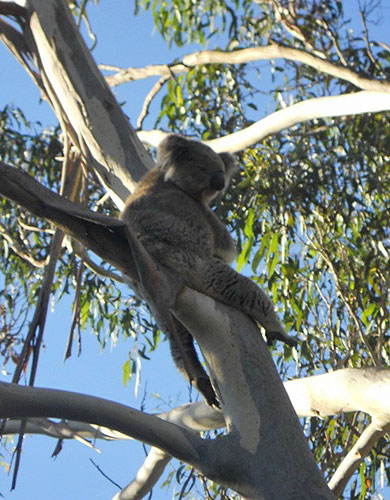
(26, 0), (153, 207)
(104, 45), (390, 92)
(1, 418), (135, 441)
(111, 449), (171, 500)
(116, 367), (390, 500)
(172, 288), (334, 499)
(329, 422), (390, 497)
(285, 367), (390, 423)
(138, 91), (390, 153)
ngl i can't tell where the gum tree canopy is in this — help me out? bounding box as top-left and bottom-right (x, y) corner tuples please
(0, 1), (390, 499)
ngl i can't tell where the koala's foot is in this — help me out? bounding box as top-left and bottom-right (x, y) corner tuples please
(266, 330), (298, 348)
(196, 376), (221, 409)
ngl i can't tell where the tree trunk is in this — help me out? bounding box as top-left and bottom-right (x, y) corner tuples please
(174, 288), (335, 499)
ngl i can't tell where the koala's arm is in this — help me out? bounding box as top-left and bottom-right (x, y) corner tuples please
(187, 256), (297, 347)
(207, 151), (237, 263)
(204, 208), (236, 264)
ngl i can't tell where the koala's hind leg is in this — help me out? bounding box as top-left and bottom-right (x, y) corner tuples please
(190, 258), (297, 347)
(169, 317), (220, 408)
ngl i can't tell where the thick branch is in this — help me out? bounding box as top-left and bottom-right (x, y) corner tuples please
(329, 422), (390, 497)
(0, 161), (137, 278)
(25, 0), (153, 207)
(138, 91), (390, 153)
(4, 368), (389, 499)
(104, 44), (390, 92)
(0, 382), (204, 465)
(4, 368), (389, 437)
(0, 2), (26, 18)
(112, 449), (171, 500)
(285, 368), (390, 422)
(173, 288), (334, 499)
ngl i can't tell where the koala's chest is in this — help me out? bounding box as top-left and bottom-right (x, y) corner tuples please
(152, 209), (214, 255)
(123, 202), (214, 258)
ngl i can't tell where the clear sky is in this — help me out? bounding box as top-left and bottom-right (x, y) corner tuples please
(1, 2), (390, 500)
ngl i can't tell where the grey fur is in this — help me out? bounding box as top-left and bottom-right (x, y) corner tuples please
(121, 135), (296, 405)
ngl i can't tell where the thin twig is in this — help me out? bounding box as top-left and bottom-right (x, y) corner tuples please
(359, 7), (381, 72)
(316, 18), (347, 66)
(64, 256), (84, 360)
(0, 223), (49, 267)
(137, 75), (170, 130)
(90, 458), (123, 490)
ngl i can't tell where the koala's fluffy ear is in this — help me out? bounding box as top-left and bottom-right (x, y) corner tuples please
(219, 152), (238, 186)
(156, 135), (190, 171)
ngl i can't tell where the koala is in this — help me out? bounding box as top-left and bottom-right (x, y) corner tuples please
(121, 134), (296, 406)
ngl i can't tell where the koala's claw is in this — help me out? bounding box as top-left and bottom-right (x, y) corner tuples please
(266, 330), (298, 348)
(196, 376), (221, 409)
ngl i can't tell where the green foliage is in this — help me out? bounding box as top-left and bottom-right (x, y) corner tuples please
(135, 0), (243, 47)
(0, 107), (61, 367)
(157, 64), (249, 139)
(0, 107), (159, 376)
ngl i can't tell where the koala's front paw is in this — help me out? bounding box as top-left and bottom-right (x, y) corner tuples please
(266, 330), (298, 348)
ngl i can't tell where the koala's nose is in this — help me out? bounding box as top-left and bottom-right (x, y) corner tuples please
(209, 171), (225, 191)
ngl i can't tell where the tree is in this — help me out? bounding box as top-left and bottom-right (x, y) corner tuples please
(0, 1), (389, 498)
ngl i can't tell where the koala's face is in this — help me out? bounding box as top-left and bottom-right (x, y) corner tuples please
(157, 135), (233, 203)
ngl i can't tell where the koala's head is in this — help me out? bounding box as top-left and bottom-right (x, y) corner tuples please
(156, 135), (237, 203)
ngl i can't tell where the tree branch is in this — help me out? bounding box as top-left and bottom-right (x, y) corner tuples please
(111, 448), (171, 500)
(0, 2), (26, 18)
(0, 381), (204, 465)
(1, 417), (133, 441)
(25, 0), (154, 207)
(0, 160), (137, 278)
(1, 401), (224, 439)
(3, 368), (389, 498)
(329, 422), (390, 497)
(0, 222), (49, 267)
(138, 91), (390, 153)
(136, 75), (170, 130)
(284, 368), (390, 420)
(104, 44), (390, 92)
(4, 368), (389, 437)
(116, 367), (390, 499)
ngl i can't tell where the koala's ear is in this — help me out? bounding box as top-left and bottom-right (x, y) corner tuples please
(157, 135), (190, 170)
(219, 152), (238, 186)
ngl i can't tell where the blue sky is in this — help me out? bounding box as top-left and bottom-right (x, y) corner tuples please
(1, 2), (390, 499)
